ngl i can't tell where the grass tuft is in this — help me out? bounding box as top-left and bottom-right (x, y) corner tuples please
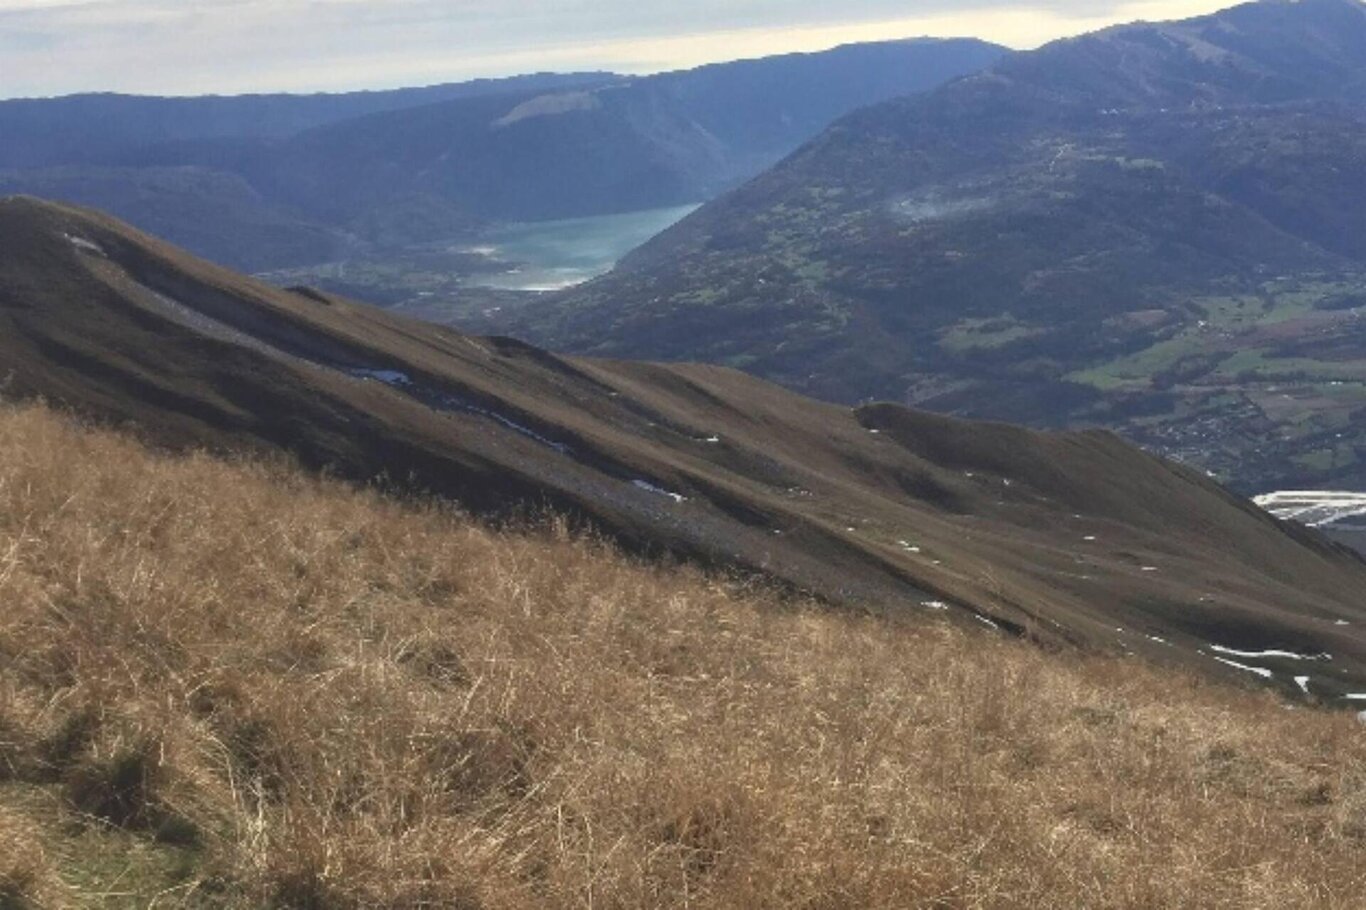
(0, 806), (61, 909)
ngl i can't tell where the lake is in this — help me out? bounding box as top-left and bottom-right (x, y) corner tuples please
(467, 203), (700, 291)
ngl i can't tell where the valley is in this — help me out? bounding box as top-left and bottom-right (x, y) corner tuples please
(474, 263), (1366, 493)
(256, 203), (700, 326)
(1064, 272), (1366, 491)
(485, 0), (1366, 497)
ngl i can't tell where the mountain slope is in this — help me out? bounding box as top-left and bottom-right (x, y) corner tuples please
(3, 196), (1366, 698)
(2, 399), (1365, 907)
(506, 0), (1366, 493)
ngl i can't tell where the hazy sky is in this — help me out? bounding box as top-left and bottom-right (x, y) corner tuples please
(1, 0), (1236, 99)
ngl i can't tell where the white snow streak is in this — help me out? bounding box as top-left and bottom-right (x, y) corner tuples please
(1211, 656), (1274, 679)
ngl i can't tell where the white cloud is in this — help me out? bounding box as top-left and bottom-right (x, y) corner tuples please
(0, 0), (1235, 98)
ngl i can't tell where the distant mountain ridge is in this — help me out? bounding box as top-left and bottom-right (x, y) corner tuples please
(0, 72), (617, 271)
(498, 0), (1366, 493)
(0, 73), (616, 169)
(0, 39), (1006, 270)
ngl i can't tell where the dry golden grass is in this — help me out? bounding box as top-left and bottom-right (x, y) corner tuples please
(0, 399), (1364, 908)
(0, 805), (63, 907)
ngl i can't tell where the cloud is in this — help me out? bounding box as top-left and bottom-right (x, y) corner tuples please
(0, 0), (1234, 98)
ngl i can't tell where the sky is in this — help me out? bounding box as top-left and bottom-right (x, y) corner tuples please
(0, 0), (1236, 99)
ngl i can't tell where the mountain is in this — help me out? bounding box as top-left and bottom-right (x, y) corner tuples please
(0, 74), (613, 272)
(246, 39), (1008, 227)
(0, 39), (1006, 270)
(0, 73), (616, 170)
(4, 196), (1366, 699)
(499, 0), (1366, 494)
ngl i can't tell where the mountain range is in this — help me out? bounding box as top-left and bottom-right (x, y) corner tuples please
(0, 73), (613, 168)
(0, 39), (1004, 271)
(492, 0), (1366, 494)
(3, 195), (1366, 700)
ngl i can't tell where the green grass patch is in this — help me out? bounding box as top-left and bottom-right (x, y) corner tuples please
(1215, 349), (1366, 381)
(938, 316), (1046, 354)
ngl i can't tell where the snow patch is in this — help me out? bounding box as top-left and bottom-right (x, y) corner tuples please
(351, 369), (411, 387)
(64, 233), (104, 256)
(1211, 656), (1274, 679)
(632, 480), (686, 504)
(1209, 644), (1330, 662)
(921, 600), (950, 611)
(1294, 676), (1311, 694)
(475, 408), (572, 454)
(351, 372), (574, 456)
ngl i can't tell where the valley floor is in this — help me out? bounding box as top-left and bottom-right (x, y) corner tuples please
(1, 401), (1365, 908)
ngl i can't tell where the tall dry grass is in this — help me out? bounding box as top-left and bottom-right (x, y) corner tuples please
(0, 400), (1364, 908)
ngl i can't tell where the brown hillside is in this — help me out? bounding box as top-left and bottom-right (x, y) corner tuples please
(1, 196), (1365, 697)
(1, 401), (1365, 908)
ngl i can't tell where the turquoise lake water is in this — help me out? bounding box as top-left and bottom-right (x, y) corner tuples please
(469, 203), (700, 291)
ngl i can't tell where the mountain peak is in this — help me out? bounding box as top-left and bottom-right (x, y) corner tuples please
(991, 0), (1366, 109)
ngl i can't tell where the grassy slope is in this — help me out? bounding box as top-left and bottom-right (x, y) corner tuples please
(2, 401), (1366, 908)
(5, 196), (1366, 695)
